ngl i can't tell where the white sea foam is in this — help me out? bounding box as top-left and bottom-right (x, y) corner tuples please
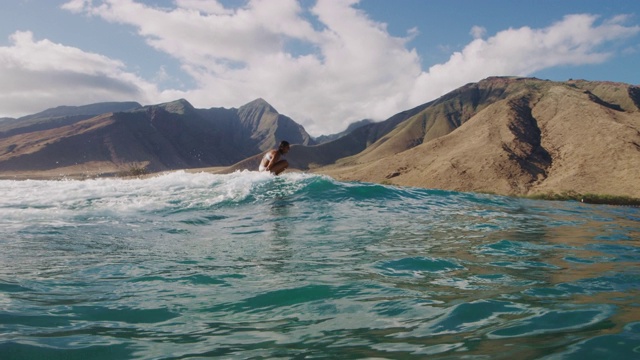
(0, 170), (323, 227)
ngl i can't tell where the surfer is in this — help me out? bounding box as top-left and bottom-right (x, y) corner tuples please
(259, 140), (290, 175)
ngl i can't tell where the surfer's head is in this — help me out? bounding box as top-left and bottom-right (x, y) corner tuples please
(279, 141), (290, 154)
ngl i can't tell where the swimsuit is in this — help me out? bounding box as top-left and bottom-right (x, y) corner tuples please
(259, 152), (273, 172)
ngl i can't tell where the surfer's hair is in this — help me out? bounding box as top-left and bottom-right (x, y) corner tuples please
(279, 141), (290, 149)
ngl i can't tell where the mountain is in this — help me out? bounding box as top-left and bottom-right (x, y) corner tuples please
(311, 77), (640, 198)
(0, 102), (142, 138)
(0, 98), (314, 177)
(19, 102), (143, 121)
(314, 119), (374, 144)
(2, 77), (638, 199)
(223, 101), (434, 173)
(234, 98), (314, 151)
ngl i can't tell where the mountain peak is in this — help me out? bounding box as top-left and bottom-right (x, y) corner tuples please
(240, 98), (278, 113)
(156, 99), (195, 114)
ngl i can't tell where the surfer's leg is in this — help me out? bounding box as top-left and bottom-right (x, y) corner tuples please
(271, 160), (289, 175)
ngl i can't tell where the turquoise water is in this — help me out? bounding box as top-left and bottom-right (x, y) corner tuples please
(0, 171), (638, 359)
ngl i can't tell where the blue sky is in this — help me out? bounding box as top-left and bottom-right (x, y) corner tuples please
(1, 0), (639, 136)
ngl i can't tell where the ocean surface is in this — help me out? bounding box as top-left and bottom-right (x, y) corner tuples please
(0, 171), (638, 360)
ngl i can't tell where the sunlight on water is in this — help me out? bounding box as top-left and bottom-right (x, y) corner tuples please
(0, 171), (638, 359)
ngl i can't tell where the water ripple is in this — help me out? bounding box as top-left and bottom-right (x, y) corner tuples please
(0, 173), (638, 359)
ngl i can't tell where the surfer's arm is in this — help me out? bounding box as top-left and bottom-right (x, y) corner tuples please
(271, 152), (283, 169)
(262, 150), (278, 171)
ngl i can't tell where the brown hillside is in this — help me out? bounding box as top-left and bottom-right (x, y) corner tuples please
(221, 102), (434, 173)
(2, 77), (638, 200)
(316, 77), (640, 198)
(0, 98), (314, 178)
(272, 102), (434, 170)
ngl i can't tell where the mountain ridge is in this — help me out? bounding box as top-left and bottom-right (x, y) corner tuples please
(1, 76), (638, 199)
(312, 77), (640, 198)
(0, 98), (314, 176)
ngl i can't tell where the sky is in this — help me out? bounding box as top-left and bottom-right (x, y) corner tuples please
(1, 0), (639, 136)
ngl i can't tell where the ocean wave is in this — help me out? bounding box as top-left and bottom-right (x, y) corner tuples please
(1, 170), (639, 359)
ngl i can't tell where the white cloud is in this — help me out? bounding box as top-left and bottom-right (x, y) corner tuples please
(173, 0), (234, 15)
(55, 0), (422, 135)
(622, 44), (640, 55)
(2, 1), (639, 136)
(470, 26), (486, 39)
(409, 14), (640, 106)
(0, 30), (170, 116)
